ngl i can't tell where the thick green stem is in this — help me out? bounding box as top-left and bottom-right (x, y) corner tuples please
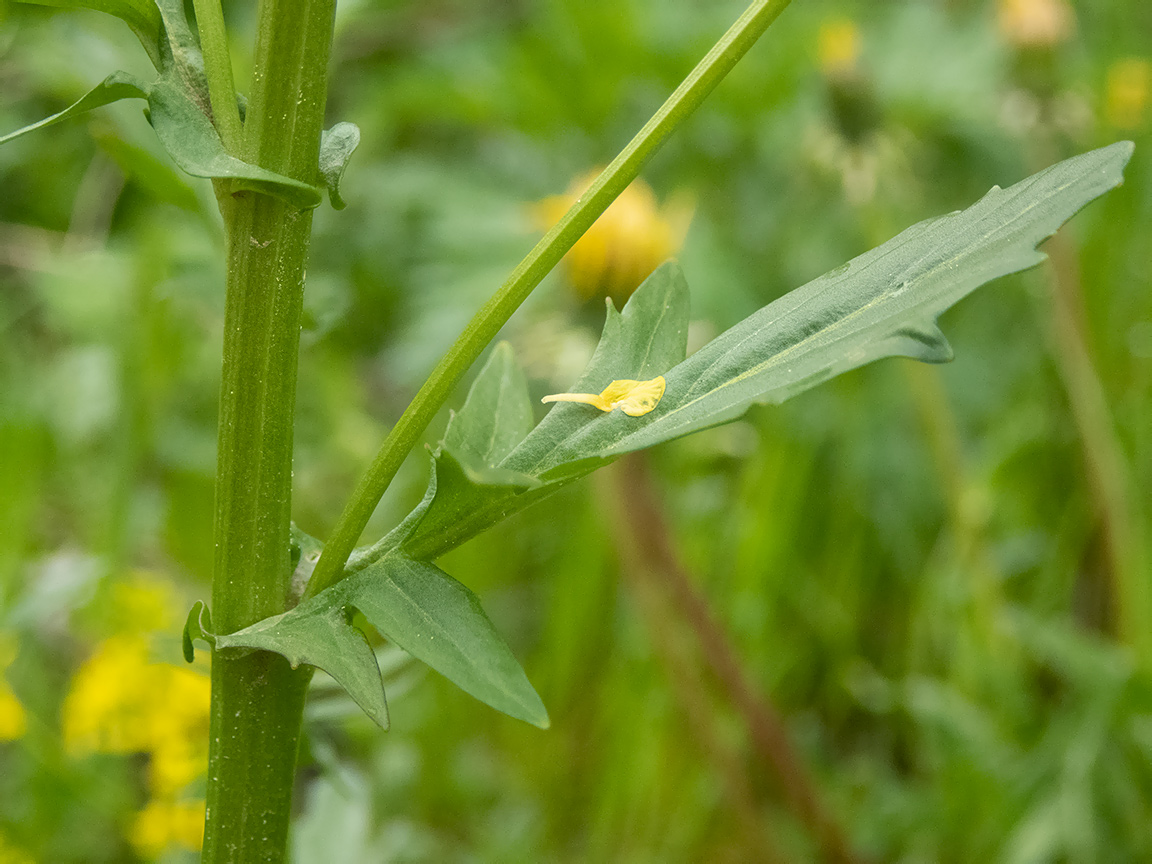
(202, 0), (336, 860)
(306, 0), (795, 600)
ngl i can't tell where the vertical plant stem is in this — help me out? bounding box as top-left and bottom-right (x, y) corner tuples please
(305, 0), (795, 601)
(202, 0), (336, 860)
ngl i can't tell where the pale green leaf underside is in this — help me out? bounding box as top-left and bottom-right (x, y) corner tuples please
(146, 74), (323, 209)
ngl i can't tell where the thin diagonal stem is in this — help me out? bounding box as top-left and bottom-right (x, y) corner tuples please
(306, 0), (795, 600)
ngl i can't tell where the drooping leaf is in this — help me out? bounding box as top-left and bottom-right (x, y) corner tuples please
(319, 122), (361, 210)
(145, 73), (324, 209)
(19, 0), (165, 68)
(219, 599), (390, 728)
(215, 537), (548, 729)
(0, 72), (150, 147)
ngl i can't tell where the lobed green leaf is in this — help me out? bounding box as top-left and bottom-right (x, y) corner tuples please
(594, 142), (1135, 458)
(398, 262), (690, 561)
(213, 530), (548, 729)
(385, 143), (1133, 563)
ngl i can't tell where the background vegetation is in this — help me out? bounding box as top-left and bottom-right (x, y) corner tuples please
(1, 0), (1150, 860)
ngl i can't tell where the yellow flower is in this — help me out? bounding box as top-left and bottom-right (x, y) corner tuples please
(534, 171), (692, 304)
(1105, 58), (1151, 130)
(998, 0), (1075, 49)
(61, 573), (211, 859)
(62, 635), (210, 794)
(130, 799), (205, 860)
(0, 635), (27, 741)
(817, 17), (861, 79)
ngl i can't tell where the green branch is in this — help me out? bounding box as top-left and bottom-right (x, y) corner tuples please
(191, 0), (242, 152)
(305, 0), (795, 600)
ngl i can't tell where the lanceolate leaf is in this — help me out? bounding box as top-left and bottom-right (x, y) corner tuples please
(0, 72), (149, 146)
(19, 0), (165, 68)
(386, 143), (1133, 563)
(212, 532), (549, 729)
(525, 141), (1135, 469)
(3, 0), (327, 209)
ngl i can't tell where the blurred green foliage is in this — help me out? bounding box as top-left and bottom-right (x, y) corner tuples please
(1, 0), (1151, 861)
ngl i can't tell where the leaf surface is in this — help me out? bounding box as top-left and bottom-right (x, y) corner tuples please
(399, 262), (690, 561)
(533, 142), (1135, 465)
(319, 122), (361, 210)
(146, 73), (323, 209)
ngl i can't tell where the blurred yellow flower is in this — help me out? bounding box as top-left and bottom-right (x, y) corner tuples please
(61, 576), (210, 860)
(1105, 58), (1151, 130)
(0, 636), (27, 741)
(534, 171), (692, 305)
(817, 17), (861, 79)
(130, 799), (205, 860)
(62, 634), (210, 795)
(998, 0), (1075, 48)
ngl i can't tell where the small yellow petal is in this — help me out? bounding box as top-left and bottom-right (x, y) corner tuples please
(542, 376), (665, 417)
